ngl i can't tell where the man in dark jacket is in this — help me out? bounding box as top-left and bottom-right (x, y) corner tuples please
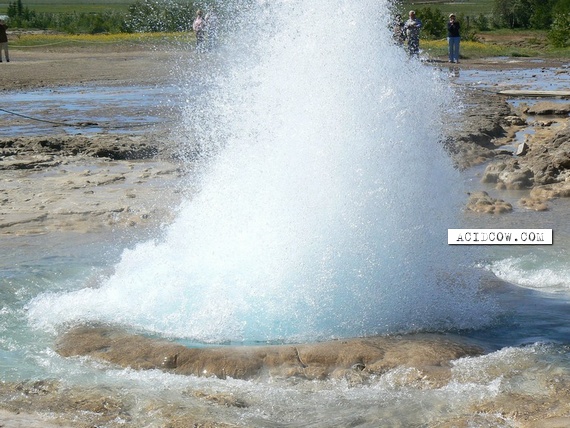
(0, 19), (9, 63)
(447, 14), (460, 63)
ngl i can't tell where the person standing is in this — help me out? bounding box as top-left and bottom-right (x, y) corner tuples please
(0, 19), (9, 63)
(403, 10), (422, 57)
(447, 14), (461, 63)
(192, 10), (206, 52)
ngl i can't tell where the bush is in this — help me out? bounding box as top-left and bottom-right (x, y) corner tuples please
(548, 13), (570, 47)
(493, 0), (568, 30)
(414, 7), (447, 39)
(123, 0), (196, 33)
(553, 0), (570, 14)
(530, 0), (555, 29)
(412, 8), (479, 41)
(472, 13), (491, 32)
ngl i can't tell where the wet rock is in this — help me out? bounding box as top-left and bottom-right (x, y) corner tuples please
(482, 161), (534, 190)
(0, 156), (60, 170)
(481, 162), (508, 184)
(481, 122), (570, 197)
(498, 166), (534, 189)
(519, 197), (549, 211)
(161, 353), (179, 369)
(191, 391), (248, 408)
(56, 325), (484, 383)
(470, 391), (570, 428)
(493, 149), (515, 156)
(530, 182), (570, 200)
(0, 134), (169, 169)
(516, 141), (529, 156)
(524, 101), (570, 116)
(536, 120), (556, 127)
(443, 89), (513, 169)
(466, 191), (513, 214)
(504, 115), (527, 126)
(0, 380), (129, 427)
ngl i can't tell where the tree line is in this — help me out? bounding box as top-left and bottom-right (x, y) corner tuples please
(5, 0), (570, 47)
(405, 0), (570, 47)
(5, 0), (204, 34)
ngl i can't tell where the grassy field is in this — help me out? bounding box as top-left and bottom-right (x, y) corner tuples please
(10, 31), (189, 44)
(0, 0), (132, 14)
(12, 30), (569, 59)
(8, 32), (196, 50)
(2, 0), (569, 58)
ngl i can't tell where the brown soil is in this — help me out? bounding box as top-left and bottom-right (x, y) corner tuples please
(1, 41), (565, 90)
(0, 45), (186, 91)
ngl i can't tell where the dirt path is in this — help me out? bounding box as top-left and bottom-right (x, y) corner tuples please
(2, 41), (566, 90)
(0, 46), (188, 90)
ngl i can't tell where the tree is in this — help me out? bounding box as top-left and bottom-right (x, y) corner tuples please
(7, 2), (16, 18)
(553, 0), (570, 14)
(123, 0), (195, 33)
(549, 13), (570, 47)
(549, 0), (570, 47)
(414, 7), (446, 39)
(494, 0), (533, 28)
(6, 0), (36, 26)
(529, 0), (556, 29)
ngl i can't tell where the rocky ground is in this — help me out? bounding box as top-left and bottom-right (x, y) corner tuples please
(2, 51), (569, 233)
(1, 44), (570, 427)
(0, 47), (193, 234)
(442, 60), (570, 214)
(1, 48), (569, 233)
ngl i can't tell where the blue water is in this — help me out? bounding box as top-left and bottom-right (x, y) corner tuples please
(0, 84), (186, 136)
(1, 202), (570, 426)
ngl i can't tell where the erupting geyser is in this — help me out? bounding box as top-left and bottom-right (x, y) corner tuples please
(29, 0), (495, 343)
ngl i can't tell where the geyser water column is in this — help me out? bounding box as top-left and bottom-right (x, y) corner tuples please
(28, 0), (495, 343)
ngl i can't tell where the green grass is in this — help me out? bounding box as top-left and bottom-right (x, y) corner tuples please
(11, 31), (570, 59)
(422, 38), (570, 59)
(0, 0), (132, 14)
(8, 32), (193, 47)
(422, 39), (523, 58)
